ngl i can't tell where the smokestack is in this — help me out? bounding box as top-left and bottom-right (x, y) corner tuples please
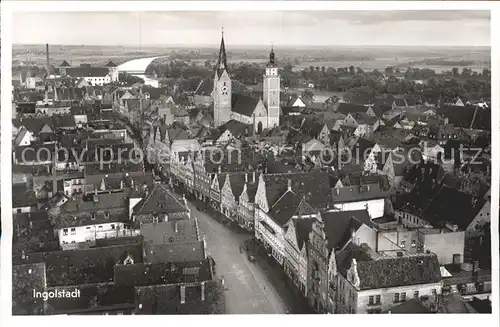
(46, 44), (50, 76)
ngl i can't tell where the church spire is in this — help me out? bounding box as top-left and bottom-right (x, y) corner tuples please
(216, 27), (229, 78)
(268, 43), (276, 67)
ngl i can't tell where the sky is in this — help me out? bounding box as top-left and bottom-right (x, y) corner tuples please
(12, 11), (490, 47)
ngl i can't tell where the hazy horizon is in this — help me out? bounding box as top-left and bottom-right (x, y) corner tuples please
(12, 43), (491, 49)
(13, 11), (490, 47)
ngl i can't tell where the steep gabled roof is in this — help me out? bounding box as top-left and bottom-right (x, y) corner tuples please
(262, 172), (332, 209)
(336, 243), (442, 290)
(337, 103), (369, 116)
(231, 94), (259, 117)
(66, 67), (110, 78)
(294, 218), (314, 249)
(144, 241), (205, 264)
(268, 190), (302, 226)
(134, 183), (188, 215)
(323, 210), (373, 252)
(105, 60), (118, 67)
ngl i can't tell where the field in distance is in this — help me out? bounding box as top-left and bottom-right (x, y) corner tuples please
(13, 44), (490, 73)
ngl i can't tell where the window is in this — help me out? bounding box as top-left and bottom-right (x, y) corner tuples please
(86, 227), (91, 230)
(17, 209), (22, 213)
(98, 225), (103, 230)
(414, 291), (419, 299)
(63, 229), (68, 236)
(401, 292), (406, 301)
(70, 228), (76, 235)
(400, 241), (405, 248)
(411, 240), (416, 248)
(394, 293), (400, 302)
(368, 296), (374, 305)
(111, 224), (115, 230)
(375, 295), (381, 304)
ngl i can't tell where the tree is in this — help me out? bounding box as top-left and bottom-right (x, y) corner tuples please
(118, 72), (145, 86)
(462, 68), (472, 76)
(349, 66), (355, 75)
(309, 66), (315, 73)
(204, 60), (212, 69)
(301, 89), (314, 103)
(451, 67), (459, 76)
(356, 67), (364, 75)
(321, 66), (326, 74)
(384, 66), (394, 74)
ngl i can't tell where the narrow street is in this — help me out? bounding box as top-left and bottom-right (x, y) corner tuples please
(188, 201), (290, 314)
(125, 113), (312, 314)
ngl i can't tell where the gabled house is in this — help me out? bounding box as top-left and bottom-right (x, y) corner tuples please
(220, 173), (246, 221)
(335, 243), (442, 314)
(284, 217), (315, 297)
(50, 190), (136, 250)
(306, 209), (376, 313)
(132, 182), (191, 224)
(342, 113), (380, 138)
(330, 183), (389, 219)
(237, 173), (260, 230)
(254, 172), (332, 264)
(209, 172), (227, 211)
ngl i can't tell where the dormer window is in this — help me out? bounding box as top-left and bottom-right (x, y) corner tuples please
(105, 212), (110, 219)
(123, 255), (134, 265)
(91, 213), (96, 220)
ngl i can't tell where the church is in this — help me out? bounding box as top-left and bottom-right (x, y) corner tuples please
(212, 31), (281, 134)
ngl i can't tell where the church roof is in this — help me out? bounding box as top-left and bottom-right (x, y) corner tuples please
(231, 94), (260, 117)
(60, 60), (71, 67)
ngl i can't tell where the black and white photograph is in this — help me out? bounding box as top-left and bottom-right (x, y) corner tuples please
(1, 1), (498, 320)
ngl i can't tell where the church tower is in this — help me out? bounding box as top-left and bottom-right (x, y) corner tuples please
(212, 29), (232, 127)
(263, 45), (280, 128)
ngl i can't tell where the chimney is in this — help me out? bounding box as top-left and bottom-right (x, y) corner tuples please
(120, 179), (124, 189)
(53, 84), (58, 102)
(245, 173), (248, 183)
(335, 187), (340, 196)
(131, 178), (135, 188)
(183, 194), (187, 207)
(201, 281), (205, 301)
(93, 189), (99, 202)
(287, 179), (292, 191)
(180, 285), (186, 304)
(218, 165), (221, 173)
(253, 171), (256, 184)
(175, 221), (179, 233)
(46, 44), (50, 76)
(100, 177), (106, 191)
(22, 250), (26, 260)
(367, 184), (371, 192)
(473, 260), (480, 273)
